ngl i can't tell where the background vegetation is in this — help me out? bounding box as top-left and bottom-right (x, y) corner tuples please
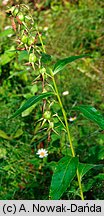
(0, 0), (104, 200)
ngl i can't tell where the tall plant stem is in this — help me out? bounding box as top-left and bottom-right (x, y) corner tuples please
(37, 31), (46, 53)
(50, 70), (84, 200)
(50, 71), (75, 157)
(77, 170), (84, 200)
(38, 32), (84, 200)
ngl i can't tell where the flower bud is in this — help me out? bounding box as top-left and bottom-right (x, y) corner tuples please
(21, 35), (28, 44)
(29, 53), (37, 63)
(43, 111), (51, 120)
(27, 37), (35, 46)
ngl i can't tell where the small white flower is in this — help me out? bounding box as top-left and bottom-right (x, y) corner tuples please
(44, 26), (48, 31)
(69, 116), (77, 122)
(36, 148), (48, 158)
(62, 91), (69, 96)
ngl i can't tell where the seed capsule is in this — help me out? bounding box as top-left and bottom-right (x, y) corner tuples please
(43, 111), (51, 120)
(21, 35), (28, 44)
(29, 53), (37, 63)
(27, 37), (35, 46)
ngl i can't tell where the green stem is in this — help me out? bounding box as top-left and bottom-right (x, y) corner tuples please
(37, 31), (46, 53)
(38, 32), (84, 200)
(77, 170), (84, 200)
(50, 70), (75, 157)
(50, 69), (84, 200)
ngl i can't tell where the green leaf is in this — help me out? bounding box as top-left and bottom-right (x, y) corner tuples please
(0, 130), (11, 140)
(78, 163), (95, 180)
(53, 54), (88, 74)
(9, 92), (54, 119)
(94, 173), (104, 180)
(13, 128), (23, 138)
(21, 97), (37, 117)
(0, 47), (16, 66)
(49, 156), (78, 200)
(21, 104), (36, 117)
(0, 28), (14, 38)
(0, 53), (12, 66)
(73, 105), (104, 129)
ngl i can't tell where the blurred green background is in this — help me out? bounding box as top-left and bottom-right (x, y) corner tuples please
(0, 0), (104, 199)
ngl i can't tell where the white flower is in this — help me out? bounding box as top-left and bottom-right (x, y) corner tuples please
(69, 116), (77, 122)
(62, 91), (69, 96)
(44, 26), (48, 31)
(36, 148), (48, 158)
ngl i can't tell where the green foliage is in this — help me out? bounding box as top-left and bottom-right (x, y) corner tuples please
(74, 105), (104, 130)
(10, 92), (54, 119)
(0, 47), (16, 67)
(0, 129), (11, 140)
(50, 156), (78, 199)
(78, 163), (96, 180)
(53, 55), (89, 74)
(0, 28), (14, 38)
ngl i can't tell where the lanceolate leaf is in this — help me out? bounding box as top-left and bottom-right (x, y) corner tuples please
(53, 54), (88, 74)
(13, 128), (23, 138)
(0, 130), (11, 140)
(9, 92), (54, 119)
(78, 163), (95, 180)
(49, 156), (78, 200)
(73, 105), (104, 129)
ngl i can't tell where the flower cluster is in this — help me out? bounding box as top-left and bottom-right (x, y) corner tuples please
(62, 91), (69, 96)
